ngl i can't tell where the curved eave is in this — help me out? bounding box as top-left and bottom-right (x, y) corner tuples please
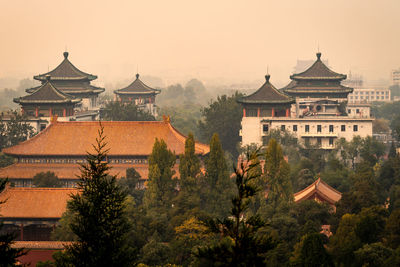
(114, 90), (160, 95)
(283, 88), (353, 94)
(34, 75), (96, 81)
(290, 75), (346, 81)
(13, 98), (81, 104)
(237, 99), (295, 104)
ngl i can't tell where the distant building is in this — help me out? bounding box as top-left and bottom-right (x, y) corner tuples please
(239, 53), (373, 149)
(0, 118), (209, 187)
(348, 88), (391, 103)
(342, 71), (363, 89)
(114, 73), (161, 117)
(391, 68), (400, 86)
(26, 52), (104, 114)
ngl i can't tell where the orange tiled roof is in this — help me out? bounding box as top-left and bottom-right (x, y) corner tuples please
(0, 163), (180, 180)
(0, 187), (77, 219)
(294, 178), (341, 204)
(12, 241), (71, 249)
(3, 120), (210, 157)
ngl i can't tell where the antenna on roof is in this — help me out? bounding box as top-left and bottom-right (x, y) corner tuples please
(267, 65), (269, 75)
(317, 42), (320, 53)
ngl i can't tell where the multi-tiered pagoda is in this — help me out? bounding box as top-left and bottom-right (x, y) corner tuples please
(114, 73), (160, 116)
(14, 76), (81, 126)
(27, 52), (104, 112)
(239, 53), (372, 149)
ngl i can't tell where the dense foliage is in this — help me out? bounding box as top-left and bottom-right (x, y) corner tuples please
(102, 101), (155, 121)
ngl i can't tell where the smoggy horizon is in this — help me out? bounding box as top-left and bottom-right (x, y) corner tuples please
(1, 0), (399, 89)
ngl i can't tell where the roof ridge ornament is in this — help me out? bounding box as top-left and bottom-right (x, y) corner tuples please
(63, 51), (69, 59)
(316, 52), (321, 60)
(265, 74), (270, 82)
(136, 73), (140, 79)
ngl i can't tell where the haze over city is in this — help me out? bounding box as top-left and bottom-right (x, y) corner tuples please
(1, 0), (399, 88)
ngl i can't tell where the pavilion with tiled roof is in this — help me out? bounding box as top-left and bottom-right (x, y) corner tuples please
(26, 52), (104, 111)
(14, 76), (81, 118)
(238, 74), (294, 118)
(282, 52), (353, 99)
(294, 177), (342, 211)
(114, 73), (161, 116)
(0, 118), (209, 187)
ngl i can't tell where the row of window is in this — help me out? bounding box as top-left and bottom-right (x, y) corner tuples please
(352, 91), (388, 95)
(19, 158), (148, 164)
(304, 137), (335, 146)
(350, 95), (389, 100)
(263, 124), (358, 133)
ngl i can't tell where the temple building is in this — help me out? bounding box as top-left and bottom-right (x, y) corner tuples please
(0, 118), (209, 187)
(114, 73), (161, 117)
(26, 52), (104, 114)
(14, 76), (81, 131)
(239, 53), (373, 149)
(0, 187), (77, 241)
(294, 177), (342, 211)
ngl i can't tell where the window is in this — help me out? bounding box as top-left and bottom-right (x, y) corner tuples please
(329, 125), (334, 133)
(247, 109), (257, 117)
(317, 138), (322, 146)
(317, 125), (322, 132)
(281, 125), (286, 131)
(329, 138), (334, 146)
(305, 125), (310, 132)
(341, 125), (346, 132)
(356, 109), (360, 113)
(353, 125), (358, 132)
(355, 96), (358, 100)
(263, 124), (269, 132)
(348, 109), (351, 114)
(293, 125), (297, 132)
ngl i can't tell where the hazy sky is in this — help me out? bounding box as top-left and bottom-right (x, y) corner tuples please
(1, 0), (399, 88)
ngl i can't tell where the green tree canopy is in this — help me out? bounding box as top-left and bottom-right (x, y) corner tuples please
(198, 92), (243, 157)
(0, 110), (34, 150)
(102, 101), (155, 121)
(32, 171), (61, 187)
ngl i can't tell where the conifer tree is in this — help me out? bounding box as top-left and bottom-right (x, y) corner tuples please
(61, 126), (134, 266)
(143, 138), (176, 209)
(0, 179), (25, 266)
(202, 133), (234, 218)
(174, 133), (201, 214)
(264, 138), (292, 211)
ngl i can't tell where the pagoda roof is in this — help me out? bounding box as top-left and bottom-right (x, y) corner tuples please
(294, 177), (342, 205)
(14, 79), (81, 105)
(26, 83), (105, 95)
(282, 80), (353, 94)
(34, 52), (97, 82)
(290, 53), (347, 81)
(114, 74), (161, 95)
(2, 120), (210, 157)
(0, 187), (77, 219)
(237, 75), (294, 104)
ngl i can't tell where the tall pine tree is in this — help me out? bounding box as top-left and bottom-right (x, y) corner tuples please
(202, 133), (234, 218)
(60, 126), (134, 266)
(143, 138), (177, 210)
(264, 138), (292, 211)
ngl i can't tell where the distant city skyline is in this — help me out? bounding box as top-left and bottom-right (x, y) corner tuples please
(0, 0), (399, 89)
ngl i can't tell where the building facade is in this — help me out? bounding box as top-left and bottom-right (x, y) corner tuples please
(348, 87), (391, 103)
(114, 73), (161, 117)
(0, 118), (209, 187)
(239, 53), (373, 149)
(391, 68), (400, 86)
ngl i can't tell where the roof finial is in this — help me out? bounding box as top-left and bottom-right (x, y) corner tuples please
(63, 51), (69, 59)
(136, 73), (140, 79)
(265, 74), (270, 82)
(316, 51), (321, 60)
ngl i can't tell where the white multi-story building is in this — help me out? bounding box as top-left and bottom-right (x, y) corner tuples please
(348, 88), (391, 103)
(391, 68), (400, 86)
(239, 53), (373, 149)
